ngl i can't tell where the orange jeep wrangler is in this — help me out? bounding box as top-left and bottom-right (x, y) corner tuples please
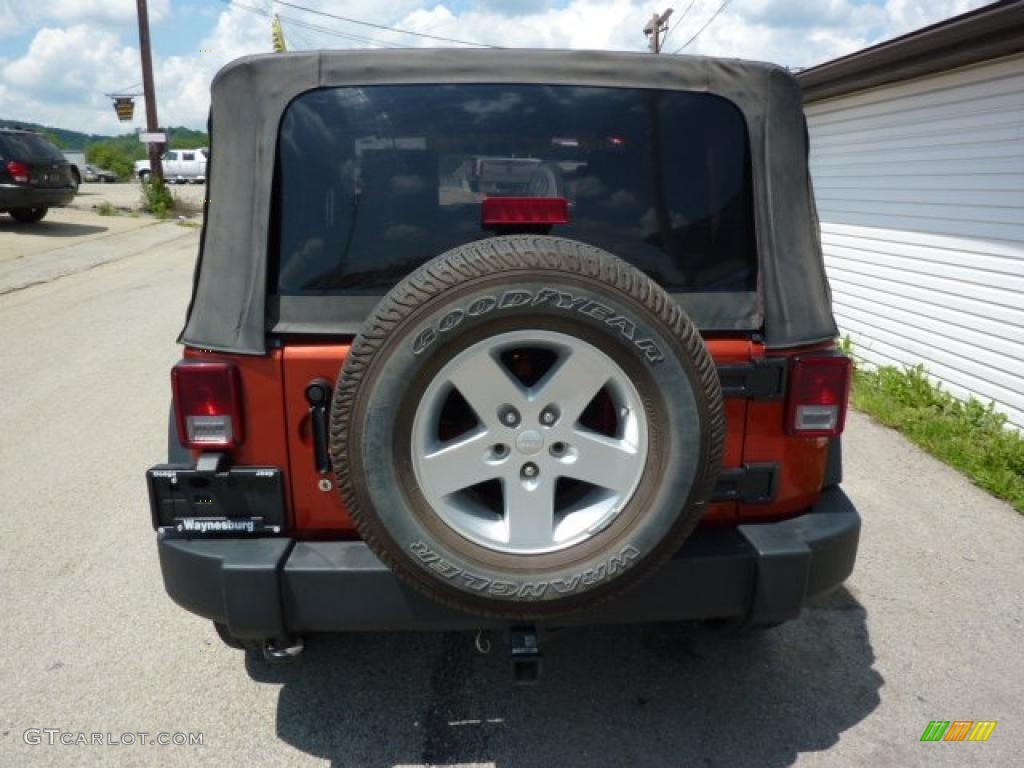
(148, 50), (859, 676)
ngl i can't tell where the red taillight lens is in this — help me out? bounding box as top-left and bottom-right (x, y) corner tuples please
(786, 355), (852, 437)
(171, 361), (244, 449)
(482, 196), (569, 226)
(6, 160), (30, 183)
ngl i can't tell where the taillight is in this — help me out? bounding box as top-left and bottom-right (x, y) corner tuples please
(786, 355), (852, 437)
(6, 160), (30, 183)
(171, 361), (244, 449)
(482, 196), (570, 226)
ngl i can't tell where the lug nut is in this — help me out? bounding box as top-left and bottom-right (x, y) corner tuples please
(521, 462), (538, 478)
(550, 442), (566, 457)
(539, 405), (559, 426)
(501, 407), (521, 427)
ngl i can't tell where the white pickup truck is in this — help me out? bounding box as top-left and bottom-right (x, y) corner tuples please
(135, 148), (208, 183)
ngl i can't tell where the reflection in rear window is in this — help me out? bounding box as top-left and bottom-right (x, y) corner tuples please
(274, 85), (756, 295)
(0, 133), (64, 162)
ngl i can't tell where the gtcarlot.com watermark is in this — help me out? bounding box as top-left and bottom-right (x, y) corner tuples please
(24, 729), (203, 747)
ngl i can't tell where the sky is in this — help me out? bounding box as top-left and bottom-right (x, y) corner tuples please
(0, 0), (994, 135)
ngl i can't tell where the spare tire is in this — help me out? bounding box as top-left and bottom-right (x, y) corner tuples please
(330, 236), (724, 619)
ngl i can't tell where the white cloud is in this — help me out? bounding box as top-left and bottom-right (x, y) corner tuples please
(0, 0), (998, 135)
(0, 24), (140, 132)
(0, 0), (170, 38)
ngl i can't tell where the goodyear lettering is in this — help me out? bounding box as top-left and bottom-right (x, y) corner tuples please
(466, 296), (497, 316)
(555, 293), (589, 312)
(634, 338), (664, 363)
(411, 289), (663, 363)
(580, 301), (613, 322)
(605, 314), (636, 340)
(438, 309), (464, 333)
(531, 288), (560, 307)
(412, 327), (437, 355)
(498, 290), (533, 309)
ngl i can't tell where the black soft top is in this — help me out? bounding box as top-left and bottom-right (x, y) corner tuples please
(180, 49), (836, 353)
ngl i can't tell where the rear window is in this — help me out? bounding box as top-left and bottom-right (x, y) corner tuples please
(0, 132), (64, 162)
(274, 84), (756, 295)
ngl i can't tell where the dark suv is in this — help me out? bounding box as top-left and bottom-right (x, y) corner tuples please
(147, 50), (860, 673)
(0, 128), (76, 223)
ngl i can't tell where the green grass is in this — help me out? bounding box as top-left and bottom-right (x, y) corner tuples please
(842, 339), (1024, 513)
(95, 200), (118, 216)
(140, 177), (176, 218)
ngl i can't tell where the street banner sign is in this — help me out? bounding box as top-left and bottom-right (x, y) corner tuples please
(113, 97), (135, 121)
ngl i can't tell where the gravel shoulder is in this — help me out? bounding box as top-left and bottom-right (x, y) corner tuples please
(69, 181), (206, 215)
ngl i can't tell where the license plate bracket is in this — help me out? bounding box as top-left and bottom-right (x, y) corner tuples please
(146, 464), (286, 535)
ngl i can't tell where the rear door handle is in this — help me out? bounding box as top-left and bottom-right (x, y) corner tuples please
(305, 380), (332, 474)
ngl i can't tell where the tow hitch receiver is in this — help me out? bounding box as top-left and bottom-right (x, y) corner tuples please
(510, 626), (542, 685)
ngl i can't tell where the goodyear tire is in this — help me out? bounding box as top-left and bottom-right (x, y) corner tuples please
(330, 236), (724, 619)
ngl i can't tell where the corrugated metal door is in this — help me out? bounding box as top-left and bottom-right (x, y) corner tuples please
(805, 53), (1024, 429)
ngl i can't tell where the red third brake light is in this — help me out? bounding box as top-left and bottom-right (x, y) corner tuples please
(482, 197), (569, 226)
(171, 361), (244, 449)
(786, 355), (852, 437)
(6, 160), (30, 183)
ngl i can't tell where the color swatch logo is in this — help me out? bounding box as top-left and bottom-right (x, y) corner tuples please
(920, 721), (997, 742)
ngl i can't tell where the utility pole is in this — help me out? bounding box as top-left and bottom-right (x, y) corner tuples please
(136, 0), (163, 181)
(644, 8), (674, 53)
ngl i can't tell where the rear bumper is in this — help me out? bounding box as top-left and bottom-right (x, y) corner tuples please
(0, 183), (75, 210)
(156, 488), (860, 638)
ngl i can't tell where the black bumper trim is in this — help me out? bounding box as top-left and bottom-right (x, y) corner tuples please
(157, 488), (860, 634)
(717, 358), (788, 400)
(0, 184), (76, 209)
(157, 537), (292, 639)
(711, 463), (778, 504)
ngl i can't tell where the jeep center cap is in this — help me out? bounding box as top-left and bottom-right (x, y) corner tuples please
(516, 430), (544, 455)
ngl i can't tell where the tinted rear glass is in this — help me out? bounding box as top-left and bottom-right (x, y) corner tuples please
(275, 85), (756, 295)
(0, 133), (64, 162)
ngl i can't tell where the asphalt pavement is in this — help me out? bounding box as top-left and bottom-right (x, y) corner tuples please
(0, 207), (1021, 767)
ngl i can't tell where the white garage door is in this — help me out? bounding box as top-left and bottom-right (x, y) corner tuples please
(806, 53), (1024, 430)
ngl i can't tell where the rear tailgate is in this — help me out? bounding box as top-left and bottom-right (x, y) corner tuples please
(278, 339), (769, 537)
(183, 337), (835, 538)
(30, 161), (73, 188)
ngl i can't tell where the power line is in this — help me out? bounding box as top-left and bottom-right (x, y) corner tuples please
(223, 1), (400, 49)
(672, 0), (735, 54)
(661, 0), (698, 49)
(275, 14), (405, 48)
(272, 0), (496, 48)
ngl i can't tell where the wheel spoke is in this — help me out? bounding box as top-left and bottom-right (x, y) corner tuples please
(535, 346), (614, 424)
(561, 429), (645, 494)
(411, 329), (650, 554)
(420, 432), (498, 496)
(445, 352), (526, 427)
(504, 476), (557, 550)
